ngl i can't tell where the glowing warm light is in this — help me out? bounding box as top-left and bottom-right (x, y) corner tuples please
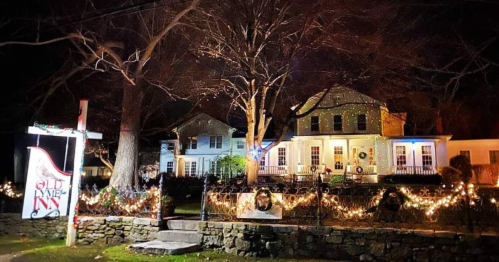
(0, 182), (23, 198)
(79, 186), (161, 218)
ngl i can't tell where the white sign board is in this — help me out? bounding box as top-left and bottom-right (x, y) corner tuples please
(236, 193), (283, 219)
(22, 147), (72, 219)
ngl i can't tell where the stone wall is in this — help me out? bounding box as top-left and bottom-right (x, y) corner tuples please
(76, 216), (162, 245)
(198, 221), (499, 261)
(0, 213), (67, 239)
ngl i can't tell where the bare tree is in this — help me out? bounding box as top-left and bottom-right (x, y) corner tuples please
(0, 0), (203, 188)
(195, 0), (384, 183)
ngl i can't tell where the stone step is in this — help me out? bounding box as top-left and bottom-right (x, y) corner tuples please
(157, 230), (201, 244)
(166, 220), (200, 231)
(129, 240), (201, 255)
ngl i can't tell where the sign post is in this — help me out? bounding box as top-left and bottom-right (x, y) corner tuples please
(26, 99), (102, 246)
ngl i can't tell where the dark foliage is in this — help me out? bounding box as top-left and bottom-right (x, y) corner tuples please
(450, 155), (473, 183)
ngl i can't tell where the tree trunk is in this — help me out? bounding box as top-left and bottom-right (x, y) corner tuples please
(246, 155), (259, 185)
(245, 101), (261, 185)
(110, 81), (143, 188)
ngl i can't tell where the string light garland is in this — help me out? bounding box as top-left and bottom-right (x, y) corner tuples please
(79, 186), (161, 218)
(207, 181), (497, 220)
(0, 181), (23, 198)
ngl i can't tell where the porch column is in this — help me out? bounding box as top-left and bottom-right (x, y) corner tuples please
(321, 138), (326, 165)
(346, 138), (350, 164)
(175, 157), (180, 177)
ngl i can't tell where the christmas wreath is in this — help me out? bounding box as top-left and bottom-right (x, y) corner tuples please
(254, 188), (273, 211)
(310, 165), (317, 173)
(356, 166), (364, 174)
(359, 152), (368, 159)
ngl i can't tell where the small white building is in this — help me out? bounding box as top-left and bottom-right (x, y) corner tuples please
(160, 87), (451, 183)
(447, 139), (499, 165)
(159, 113), (246, 176)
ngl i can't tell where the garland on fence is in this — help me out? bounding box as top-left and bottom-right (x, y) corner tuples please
(207, 181), (497, 220)
(79, 186), (160, 218)
(0, 181), (23, 198)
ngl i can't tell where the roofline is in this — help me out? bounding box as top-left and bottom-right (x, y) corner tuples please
(448, 138), (499, 142)
(387, 135), (452, 141)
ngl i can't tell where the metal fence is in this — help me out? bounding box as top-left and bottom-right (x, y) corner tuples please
(204, 182), (499, 233)
(79, 184), (160, 218)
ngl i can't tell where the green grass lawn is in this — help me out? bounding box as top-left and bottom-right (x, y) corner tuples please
(174, 202), (201, 215)
(0, 236), (343, 262)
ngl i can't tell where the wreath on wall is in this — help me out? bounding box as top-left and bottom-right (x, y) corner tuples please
(359, 152), (368, 159)
(254, 188), (273, 211)
(310, 165), (317, 173)
(356, 166), (364, 174)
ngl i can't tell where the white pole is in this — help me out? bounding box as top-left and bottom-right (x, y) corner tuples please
(66, 99), (88, 246)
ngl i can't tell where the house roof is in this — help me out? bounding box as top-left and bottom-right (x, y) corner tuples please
(171, 112), (234, 131)
(296, 86), (385, 113)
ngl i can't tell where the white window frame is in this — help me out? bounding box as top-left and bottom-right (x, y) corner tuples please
(167, 142), (175, 151)
(185, 161), (197, 176)
(489, 150), (499, 164)
(187, 137), (197, 150)
(459, 150), (471, 162)
(357, 114), (367, 131)
(210, 136), (223, 149)
(333, 115), (342, 131)
(311, 116), (319, 132)
(237, 141), (244, 149)
(310, 146), (320, 166)
(278, 148), (286, 166)
(166, 162), (174, 173)
(392, 142), (436, 169)
(421, 145), (433, 169)
(333, 146), (344, 170)
(395, 145), (407, 168)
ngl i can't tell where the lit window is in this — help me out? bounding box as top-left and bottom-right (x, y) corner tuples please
(460, 150), (471, 162)
(311, 146), (320, 166)
(210, 136), (223, 148)
(187, 137), (197, 149)
(396, 146), (406, 167)
(334, 146), (343, 170)
(167, 142), (175, 151)
(489, 151), (499, 164)
(333, 115), (342, 131)
(237, 141), (244, 149)
(421, 146), (433, 168)
(311, 116), (319, 132)
(167, 162), (174, 173)
(357, 114), (366, 131)
(259, 155), (266, 170)
(278, 148), (286, 166)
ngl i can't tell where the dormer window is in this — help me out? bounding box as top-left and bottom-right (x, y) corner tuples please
(357, 114), (367, 131)
(333, 115), (342, 131)
(311, 116), (319, 132)
(167, 142), (175, 151)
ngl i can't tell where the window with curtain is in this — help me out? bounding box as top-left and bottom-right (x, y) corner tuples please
(396, 146), (406, 167)
(334, 146), (343, 170)
(421, 146), (433, 168)
(311, 146), (320, 166)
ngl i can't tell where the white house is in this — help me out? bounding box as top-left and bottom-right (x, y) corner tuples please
(160, 87), (451, 183)
(159, 113), (246, 176)
(447, 139), (499, 165)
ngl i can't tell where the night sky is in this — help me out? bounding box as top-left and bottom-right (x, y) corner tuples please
(0, 0), (498, 181)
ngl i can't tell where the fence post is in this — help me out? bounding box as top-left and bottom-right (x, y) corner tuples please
(201, 176), (209, 221)
(317, 172), (323, 227)
(157, 173), (164, 221)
